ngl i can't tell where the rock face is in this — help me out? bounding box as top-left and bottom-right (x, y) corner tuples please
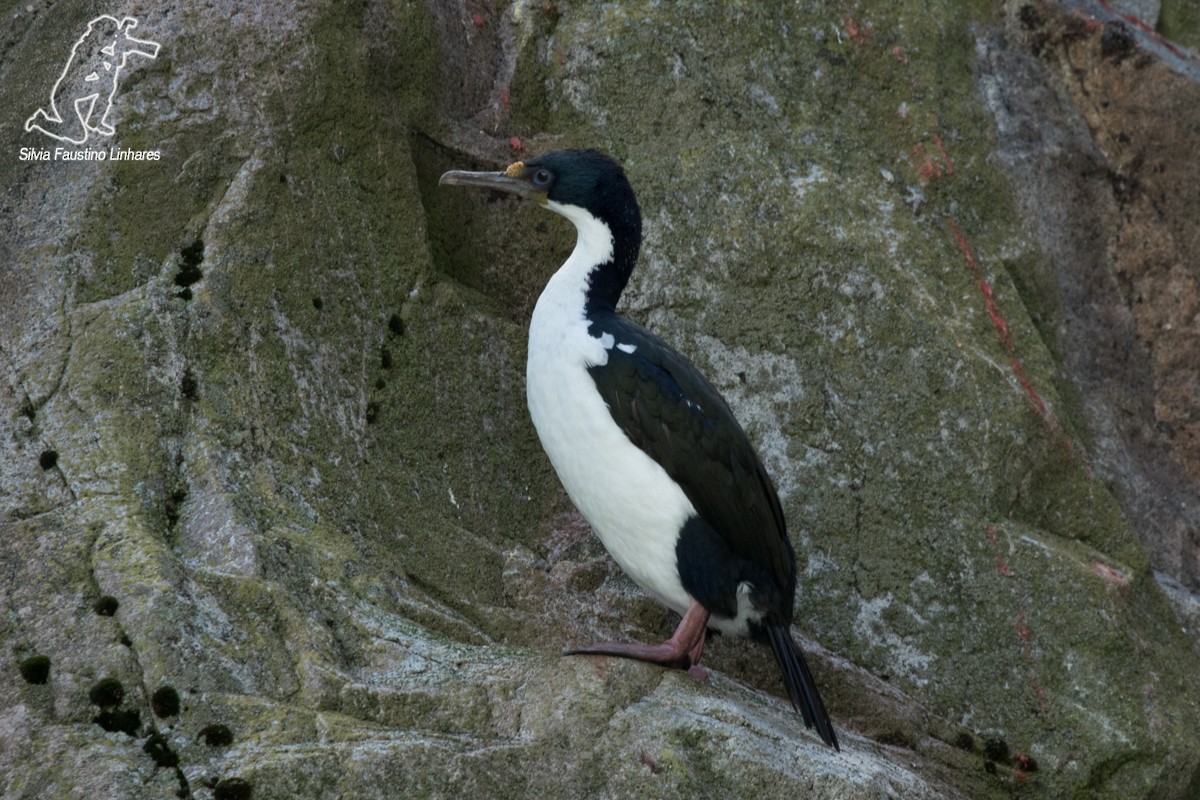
(1, 1), (1198, 798)
(981, 0), (1200, 594)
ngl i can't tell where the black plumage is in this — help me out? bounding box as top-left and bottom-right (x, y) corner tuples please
(587, 310), (838, 750)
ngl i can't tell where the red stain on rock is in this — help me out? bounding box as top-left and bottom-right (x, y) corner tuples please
(1093, 561), (1129, 589)
(949, 218), (1059, 430)
(911, 130), (955, 181)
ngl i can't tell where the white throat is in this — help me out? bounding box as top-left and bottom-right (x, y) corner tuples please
(526, 202), (613, 358)
(544, 199), (614, 303)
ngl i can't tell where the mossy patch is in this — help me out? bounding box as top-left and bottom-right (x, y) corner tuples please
(94, 708), (141, 736)
(151, 686), (181, 718)
(213, 777), (253, 800)
(982, 736), (1010, 763)
(73, 115), (240, 306)
(93, 595), (120, 616)
(1160, 0), (1200, 52)
(18, 654), (51, 685)
(142, 732), (180, 768)
(175, 239), (204, 289)
(88, 676), (125, 707)
(198, 723), (234, 747)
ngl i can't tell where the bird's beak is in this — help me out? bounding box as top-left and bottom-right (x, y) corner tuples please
(439, 163), (546, 202)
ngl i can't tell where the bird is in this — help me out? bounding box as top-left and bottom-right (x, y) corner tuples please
(440, 148), (839, 750)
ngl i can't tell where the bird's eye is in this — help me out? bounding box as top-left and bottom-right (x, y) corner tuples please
(531, 168), (553, 188)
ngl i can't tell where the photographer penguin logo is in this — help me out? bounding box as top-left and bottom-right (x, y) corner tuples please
(25, 15), (160, 145)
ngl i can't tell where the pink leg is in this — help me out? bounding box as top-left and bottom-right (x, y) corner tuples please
(566, 600), (710, 671)
(686, 630), (709, 680)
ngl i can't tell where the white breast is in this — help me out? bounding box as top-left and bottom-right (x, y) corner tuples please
(525, 203), (695, 615)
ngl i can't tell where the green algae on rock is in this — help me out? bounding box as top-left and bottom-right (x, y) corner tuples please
(0, 1), (1197, 798)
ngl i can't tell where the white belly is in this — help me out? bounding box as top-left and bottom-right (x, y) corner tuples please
(526, 294), (694, 616)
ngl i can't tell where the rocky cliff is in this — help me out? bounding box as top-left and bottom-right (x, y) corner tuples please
(2, 1), (1199, 798)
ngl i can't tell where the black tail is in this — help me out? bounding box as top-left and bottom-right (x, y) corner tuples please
(766, 624), (839, 750)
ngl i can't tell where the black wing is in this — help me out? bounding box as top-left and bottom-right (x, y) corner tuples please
(586, 312), (797, 614)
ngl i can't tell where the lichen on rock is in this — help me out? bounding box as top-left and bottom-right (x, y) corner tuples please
(1, 1), (1198, 798)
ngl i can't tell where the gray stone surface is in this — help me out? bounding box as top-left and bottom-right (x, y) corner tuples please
(2, 1), (1199, 798)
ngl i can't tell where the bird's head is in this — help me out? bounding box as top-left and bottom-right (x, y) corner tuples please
(440, 148), (643, 309)
(440, 148), (637, 220)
